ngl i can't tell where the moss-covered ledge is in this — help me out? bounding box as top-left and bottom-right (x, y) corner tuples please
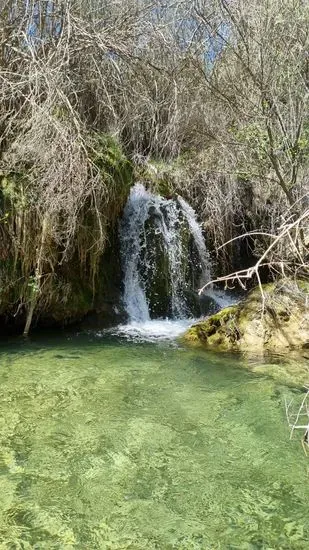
(183, 279), (309, 354)
(184, 306), (239, 350)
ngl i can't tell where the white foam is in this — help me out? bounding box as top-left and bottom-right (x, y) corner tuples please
(105, 318), (195, 343)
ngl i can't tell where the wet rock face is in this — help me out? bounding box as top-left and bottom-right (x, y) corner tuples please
(184, 279), (309, 354)
(119, 184), (212, 322)
(142, 205), (201, 317)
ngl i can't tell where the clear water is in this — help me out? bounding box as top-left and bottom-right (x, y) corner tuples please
(0, 330), (308, 549)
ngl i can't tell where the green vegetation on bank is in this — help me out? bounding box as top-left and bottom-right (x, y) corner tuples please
(184, 280), (309, 357)
(0, 135), (133, 333)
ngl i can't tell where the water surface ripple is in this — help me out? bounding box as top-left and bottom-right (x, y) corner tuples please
(0, 332), (308, 548)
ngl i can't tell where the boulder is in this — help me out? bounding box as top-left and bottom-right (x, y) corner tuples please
(183, 279), (309, 353)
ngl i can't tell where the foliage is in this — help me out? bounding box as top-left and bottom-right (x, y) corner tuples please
(0, 0), (308, 330)
(0, 135), (132, 332)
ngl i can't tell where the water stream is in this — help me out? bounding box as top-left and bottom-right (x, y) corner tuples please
(118, 184), (230, 341)
(120, 184), (213, 321)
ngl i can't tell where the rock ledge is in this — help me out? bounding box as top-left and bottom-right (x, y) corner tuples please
(183, 279), (309, 353)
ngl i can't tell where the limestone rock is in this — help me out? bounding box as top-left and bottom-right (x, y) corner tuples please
(183, 279), (309, 353)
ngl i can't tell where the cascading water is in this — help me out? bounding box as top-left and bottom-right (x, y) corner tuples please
(177, 196), (211, 287)
(119, 184), (212, 332)
(119, 184), (152, 323)
(109, 183), (238, 341)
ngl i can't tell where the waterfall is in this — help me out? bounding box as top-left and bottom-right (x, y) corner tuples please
(177, 196), (212, 287)
(119, 184), (151, 323)
(119, 183), (212, 323)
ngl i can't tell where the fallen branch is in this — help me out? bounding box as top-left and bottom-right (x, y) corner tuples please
(199, 208), (309, 297)
(285, 387), (309, 455)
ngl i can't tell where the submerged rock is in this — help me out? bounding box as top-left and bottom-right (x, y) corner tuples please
(183, 279), (309, 354)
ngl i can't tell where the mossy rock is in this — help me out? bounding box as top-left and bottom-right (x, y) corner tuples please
(137, 161), (175, 198)
(90, 133), (133, 219)
(183, 279), (309, 354)
(183, 306), (239, 350)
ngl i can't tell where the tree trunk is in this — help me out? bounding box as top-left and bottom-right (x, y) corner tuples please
(23, 217), (48, 337)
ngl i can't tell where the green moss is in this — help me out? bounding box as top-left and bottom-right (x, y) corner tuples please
(183, 306), (238, 349)
(184, 279), (309, 356)
(297, 279), (309, 293)
(90, 134), (133, 199)
(137, 161), (175, 198)
(182, 326), (201, 345)
(0, 172), (30, 211)
(156, 177), (173, 198)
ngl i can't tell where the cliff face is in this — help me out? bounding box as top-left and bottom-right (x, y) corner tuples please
(183, 280), (309, 354)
